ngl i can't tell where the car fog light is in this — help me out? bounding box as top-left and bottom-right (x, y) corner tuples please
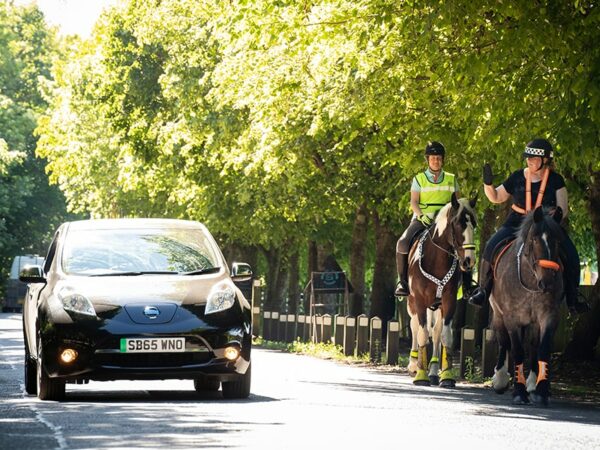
(60, 348), (78, 364)
(224, 346), (240, 361)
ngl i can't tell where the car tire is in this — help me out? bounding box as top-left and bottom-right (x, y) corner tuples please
(193, 377), (220, 392)
(24, 347), (37, 395)
(222, 363), (251, 399)
(36, 337), (65, 401)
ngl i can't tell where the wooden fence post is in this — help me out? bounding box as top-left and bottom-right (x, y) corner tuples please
(286, 314), (296, 343)
(481, 328), (497, 378)
(271, 312), (280, 341)
(334, 314), (344, 346)
(343, 316), (356, 357)
(356, 314), (369, 356)
(263, 311), (271, 341)
(386, 320), (399, 365)
(460, 327), (476, 379)
(322, 314), (332, 344)
(369, 316), (382, 362)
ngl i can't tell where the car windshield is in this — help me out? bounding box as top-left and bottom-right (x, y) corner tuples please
(61, 227), (220, 276)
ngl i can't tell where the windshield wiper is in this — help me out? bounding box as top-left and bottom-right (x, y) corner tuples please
(90, 271), (178, 277)
(181, 267), (221, 276)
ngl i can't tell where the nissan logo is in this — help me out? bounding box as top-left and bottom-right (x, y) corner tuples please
(143, 306), (160, 319)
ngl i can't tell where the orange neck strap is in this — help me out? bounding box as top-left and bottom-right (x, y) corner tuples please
(525, 167), (550, 212)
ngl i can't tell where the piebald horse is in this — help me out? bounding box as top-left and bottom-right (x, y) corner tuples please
(407, 194), (477, 387)
(491, 206), (564, 406)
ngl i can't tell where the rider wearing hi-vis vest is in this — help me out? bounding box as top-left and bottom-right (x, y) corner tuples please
(395, 141), (468, 297)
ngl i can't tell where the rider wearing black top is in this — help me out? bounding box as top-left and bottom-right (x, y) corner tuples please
(468, 138), (589, 314)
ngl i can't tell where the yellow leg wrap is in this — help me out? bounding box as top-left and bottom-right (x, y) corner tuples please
(418, 346), (428, 371)
(441, 346), (449, 372)
(440, 367), (457, 381)
(414, 369), (429, 383)
(430, 356), (439, 365)
(410, 350), (418, 359)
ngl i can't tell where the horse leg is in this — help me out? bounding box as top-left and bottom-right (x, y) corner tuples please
(531, 320), (557, 407)
(407, 311), (419, 376)
(526, 326), (540, 394)
(492, 315), (511, 394)
(413, 310), (430, 386)
(509, 328), (530, 405)
(428, 309), (442, 385)
(439, 316), (457, 388)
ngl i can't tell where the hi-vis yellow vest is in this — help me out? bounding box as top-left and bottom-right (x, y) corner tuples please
(414, 171), (456, 218)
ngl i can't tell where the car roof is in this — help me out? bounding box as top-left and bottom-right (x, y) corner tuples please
(64, 218), (209, 232)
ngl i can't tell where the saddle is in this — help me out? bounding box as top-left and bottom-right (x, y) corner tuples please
(491, 238), (515, 280)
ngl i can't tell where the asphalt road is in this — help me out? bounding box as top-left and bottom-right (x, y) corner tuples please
(1, 312), (600, 449)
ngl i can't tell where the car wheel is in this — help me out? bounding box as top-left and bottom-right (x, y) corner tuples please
(24, 346), (37, 395)
(222, 363), (251, 399)
(193, 377), (220, 392)
(36, 337), (65, 401)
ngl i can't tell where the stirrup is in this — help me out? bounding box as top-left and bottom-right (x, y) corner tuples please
(394, 281), (409, 297)
(467, 288), (485, 307)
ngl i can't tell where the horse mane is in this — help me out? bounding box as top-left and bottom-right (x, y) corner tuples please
(434, 197), (477, 237)
(516, 208), (563, 248)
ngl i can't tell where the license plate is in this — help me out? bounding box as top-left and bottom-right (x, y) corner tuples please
(120, 337), (185, 353)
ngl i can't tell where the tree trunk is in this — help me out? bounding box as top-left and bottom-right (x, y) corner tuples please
(262, 247), (281, 311)
(369, 211), (398, 324)
(288, 251), (300, 314)
(305, 240), (318, 312)
(350, 204), (368, 316)
(565, 168), (600, 360)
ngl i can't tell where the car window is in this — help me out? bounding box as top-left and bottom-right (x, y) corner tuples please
(61, 227), (220, 275)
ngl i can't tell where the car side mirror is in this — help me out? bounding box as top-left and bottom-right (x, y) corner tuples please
(19, 265), (46, 284)
(231, 262), (252, 280)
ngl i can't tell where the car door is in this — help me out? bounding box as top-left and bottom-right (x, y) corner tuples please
(24, 229), (60, 355)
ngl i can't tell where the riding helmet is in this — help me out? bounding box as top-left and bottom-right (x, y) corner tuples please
(425, 141), (445, 157)
(523, 138), (554, 160)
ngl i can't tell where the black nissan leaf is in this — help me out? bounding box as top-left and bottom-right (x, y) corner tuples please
(20, 219), (252, 401)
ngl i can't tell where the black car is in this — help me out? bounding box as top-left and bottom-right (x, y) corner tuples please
(21, 219), (252, 401)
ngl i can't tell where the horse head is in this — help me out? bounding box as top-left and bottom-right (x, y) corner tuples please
(518, 206), (563, 293)
(435, 193), (478, 272)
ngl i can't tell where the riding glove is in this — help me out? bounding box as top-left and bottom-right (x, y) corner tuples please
(417, 214), (433, 227)
(483, 163), (494, 186)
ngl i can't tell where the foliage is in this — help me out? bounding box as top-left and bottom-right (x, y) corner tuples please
(35, 0), (600, 298)
(0, 2), (74, 290)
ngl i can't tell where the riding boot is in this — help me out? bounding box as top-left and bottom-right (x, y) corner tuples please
(565, 287), (591, 315)
(467, 260), (493, 307)
(395, 252), (410, 296)
(462, 270), (476, 297)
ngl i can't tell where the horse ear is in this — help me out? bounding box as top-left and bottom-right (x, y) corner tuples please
(469, 192), (478, 209)
(451, 192), (459, 210)
(553, 206), (563, 224)
(533, 206), (544, 223)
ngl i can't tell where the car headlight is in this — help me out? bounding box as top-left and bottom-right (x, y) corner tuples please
(205, 282), (236, 315)
(58, 288), (96, 317)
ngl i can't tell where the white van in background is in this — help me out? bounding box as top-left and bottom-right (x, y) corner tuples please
(3, 255), (44, 312)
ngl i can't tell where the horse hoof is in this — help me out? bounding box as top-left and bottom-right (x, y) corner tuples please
(531, 393), (549, 407)
(440, 379), (456, 389)
(408, 370), (417, 377)
(429, 375), (440, 386)
(494, 386), (509, 395)
(413, 379), (431, 387)
(512, 394), (530, 405)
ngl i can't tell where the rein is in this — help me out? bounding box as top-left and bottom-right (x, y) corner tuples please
(516, 242), (561, 293)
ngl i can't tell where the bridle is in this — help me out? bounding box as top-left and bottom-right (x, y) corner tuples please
(418, 211), (476, 302)
(516, 233), (561, 293)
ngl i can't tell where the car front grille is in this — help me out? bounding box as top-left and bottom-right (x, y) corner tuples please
(95, 352), (212, 368)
